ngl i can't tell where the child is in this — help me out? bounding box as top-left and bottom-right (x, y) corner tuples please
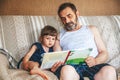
(18, 25), (58, 80)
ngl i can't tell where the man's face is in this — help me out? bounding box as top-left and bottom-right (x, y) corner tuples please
(59, 7), (78, 31)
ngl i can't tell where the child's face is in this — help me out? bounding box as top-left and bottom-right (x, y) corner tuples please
(42, 35), (56, 48)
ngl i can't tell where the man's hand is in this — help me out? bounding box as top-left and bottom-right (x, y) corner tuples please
(51, 61), (64, 72)
(85, 56), (96, 67)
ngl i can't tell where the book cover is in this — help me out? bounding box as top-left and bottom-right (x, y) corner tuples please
(40, 48), (92, 69)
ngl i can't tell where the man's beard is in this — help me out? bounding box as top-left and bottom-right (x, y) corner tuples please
(64, 16), (78, 31)
(64, 22), (77, 31)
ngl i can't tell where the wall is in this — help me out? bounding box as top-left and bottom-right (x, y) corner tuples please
(0, 0), (120, 15)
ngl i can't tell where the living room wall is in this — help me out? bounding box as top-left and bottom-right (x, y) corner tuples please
(0, 0), (120, 15)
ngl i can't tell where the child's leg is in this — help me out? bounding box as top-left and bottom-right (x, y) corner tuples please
(27, 61), (49, 80)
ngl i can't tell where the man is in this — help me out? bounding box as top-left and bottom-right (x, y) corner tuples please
(52, 2), (117, 80)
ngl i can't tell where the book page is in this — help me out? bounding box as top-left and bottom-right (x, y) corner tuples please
(40, 51), (68, 69)
(66, 48), (92, 64)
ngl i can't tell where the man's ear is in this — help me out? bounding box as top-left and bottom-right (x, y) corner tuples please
(76, 10), (80, 17)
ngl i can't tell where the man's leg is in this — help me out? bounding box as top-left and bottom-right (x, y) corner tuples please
(94, 66), (117, 80)
(60, 65), (80, 80)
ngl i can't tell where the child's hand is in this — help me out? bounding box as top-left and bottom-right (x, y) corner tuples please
(51, 61), (64, 72)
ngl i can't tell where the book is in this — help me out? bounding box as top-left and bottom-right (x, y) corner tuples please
(40, 48), (92, 69)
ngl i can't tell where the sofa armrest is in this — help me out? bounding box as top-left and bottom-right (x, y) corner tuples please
(0, 53), (11, 80)
(0, 53), (58, 80)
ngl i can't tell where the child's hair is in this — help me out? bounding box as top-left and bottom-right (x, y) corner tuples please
(41, 25), (58, 38)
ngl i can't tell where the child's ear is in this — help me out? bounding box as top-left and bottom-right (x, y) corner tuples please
(39, 36), (42, 42)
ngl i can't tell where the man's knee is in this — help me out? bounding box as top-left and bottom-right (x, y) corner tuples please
(61, 65), (75, 72)
(60, 65), (80, 80)
(100, 66), (116, 73)
(94, 66), (117, 80)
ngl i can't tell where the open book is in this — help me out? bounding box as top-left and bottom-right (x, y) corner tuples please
(40, 48), (92, 69)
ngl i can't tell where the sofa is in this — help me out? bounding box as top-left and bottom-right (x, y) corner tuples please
(0, 15), (120, 80)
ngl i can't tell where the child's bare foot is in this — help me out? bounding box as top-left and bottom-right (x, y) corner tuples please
(30, 68), (49, 80)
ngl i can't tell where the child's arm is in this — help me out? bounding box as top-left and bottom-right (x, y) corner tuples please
(22, 45), (37, 70)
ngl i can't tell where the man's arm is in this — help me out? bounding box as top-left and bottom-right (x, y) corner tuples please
(53, 34), (62, 51)
(85, 25), (108, 67)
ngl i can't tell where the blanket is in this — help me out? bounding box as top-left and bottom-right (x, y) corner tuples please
(0, 49), (18, 69)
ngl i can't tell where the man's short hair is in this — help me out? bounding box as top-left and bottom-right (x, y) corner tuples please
(58, 2), (77, 16)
